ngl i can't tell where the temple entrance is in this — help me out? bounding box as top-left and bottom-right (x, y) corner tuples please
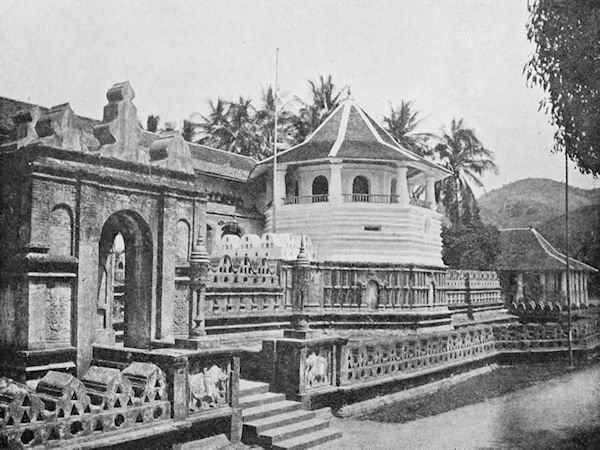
(97, 211), (153, 349)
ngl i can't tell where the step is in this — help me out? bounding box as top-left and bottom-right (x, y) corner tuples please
(244, 410), (317, 434)
(240, 392), (286, 408)
(239, 379), (270, 397)
(242, 400), (301, 421)
(273, 428), (343, 450)
(259, 418), (330, 446)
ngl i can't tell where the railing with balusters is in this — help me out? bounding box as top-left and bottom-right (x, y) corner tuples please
(283, 195), (329, 204)
(342, 194), (398, 203)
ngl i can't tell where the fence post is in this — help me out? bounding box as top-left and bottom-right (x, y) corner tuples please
(465, 272), (473, 320)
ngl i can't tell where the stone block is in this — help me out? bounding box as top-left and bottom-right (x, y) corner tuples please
(81, 365), (136, 411)
(93, 81), (148, 164)
(35, 371), (90, 418)
(149, 131), (195, 174)
(35, 103), (82, 151)
(121, 362), (166, 403)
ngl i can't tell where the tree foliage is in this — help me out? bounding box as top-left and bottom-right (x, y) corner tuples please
(526, 0), (600, 175)
(292, 75), (349, 142)
(383, 100), (433, 157)
(185, 75), (348, 159)
(434, 119), (497, 226)
(441, 215), (501, 270)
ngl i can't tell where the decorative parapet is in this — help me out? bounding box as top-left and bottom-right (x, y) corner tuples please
(93, 81), (148, 164)
(205, 255), (286, 317)
(446, 270), (503, 308)
(322, 265), (447, 309)
(213, 233), (315, 261)
(13, 104), (82, 151)
(0, 363), (170, 449)
(493, 316), (600, 351)
(342, 326), (496, 385)
(149, 131), (195, 174)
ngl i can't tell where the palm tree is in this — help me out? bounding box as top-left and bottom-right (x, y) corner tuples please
(255, 85), (298, 157)
(383, 101), (433, 157)
(194, 98), (233, 149)
(293, 75), (349, 141)
(434, 119), (497, 226)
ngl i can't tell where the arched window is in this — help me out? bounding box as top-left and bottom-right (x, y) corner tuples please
(352, 176), (370, 202)
(175, 220), (190, 261)
(390, 178), (397, 203)
(311, 176), (329, 202)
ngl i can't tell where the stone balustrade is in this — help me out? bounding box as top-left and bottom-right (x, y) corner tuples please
(256, 315), (600, 409)
(446, 270), (503, 307)
(342, 326), (496, 385)
(0, 363), (170, 449)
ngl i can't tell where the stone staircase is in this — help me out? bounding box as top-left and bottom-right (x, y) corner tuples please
(240, 380), (342, 450)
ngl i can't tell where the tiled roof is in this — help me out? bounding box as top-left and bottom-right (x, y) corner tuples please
(188, 142), (256, 181)
(257, 99), (450, 179)
(496, 228), (598, 272)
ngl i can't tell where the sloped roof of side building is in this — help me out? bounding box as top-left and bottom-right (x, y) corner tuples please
(496, 227), (598, 272)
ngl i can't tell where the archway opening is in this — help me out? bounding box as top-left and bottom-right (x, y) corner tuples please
(352, 176), (370, 202)
(311, 176), (328, 202)
(98, 211), (153, 349)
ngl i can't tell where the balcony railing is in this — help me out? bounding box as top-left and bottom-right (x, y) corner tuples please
(409, 198), (432, 208)
(343, 194), (398, 203)
(283, 194), (329, 204)
(280, 194), (432, 208)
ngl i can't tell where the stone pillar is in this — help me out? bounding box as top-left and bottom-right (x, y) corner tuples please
(189, 233), (210, 338)
(516, 272), (524, 301)
(539, 272), (547, 303)
(173, 232), (221, 350)
(396, 166), (409, 207)
(561, 271), (568, 303)
(425, 176), (436, 210)
(576, 273), (581, 304)
(284, 238), (317, 339)
(584, 273), (589, 305)
(274, 166), (287, 208)
(329, 162), (343, 203)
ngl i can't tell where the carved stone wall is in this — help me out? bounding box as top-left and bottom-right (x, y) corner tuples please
(0, 363), (170, 449)
(322, 265), (448, 309)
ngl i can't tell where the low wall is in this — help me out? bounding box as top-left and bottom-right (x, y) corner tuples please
(253, 315), (600, 410)
(176, 258), (506, 335)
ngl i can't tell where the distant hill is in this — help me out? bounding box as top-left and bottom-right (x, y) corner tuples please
(478, 178), (600, 229)
(537, 203), (600, 257)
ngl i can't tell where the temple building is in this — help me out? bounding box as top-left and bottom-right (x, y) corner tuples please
(496, 228), (598, 307)
(251, 99), (450, 266)
(2, 82), (599, 450)
(0, 84), (455, 383)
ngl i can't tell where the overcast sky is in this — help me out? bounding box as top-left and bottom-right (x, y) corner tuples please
(1, 0), (598, 194)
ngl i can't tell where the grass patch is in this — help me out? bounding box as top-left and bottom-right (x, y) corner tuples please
(363, 362), (582, 424)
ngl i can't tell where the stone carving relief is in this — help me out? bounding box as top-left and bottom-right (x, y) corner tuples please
(45, 282), (72, 344)
(304, 352), (329, 389)
(189, 365), (229, 411)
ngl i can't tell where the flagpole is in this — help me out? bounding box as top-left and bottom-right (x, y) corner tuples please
(565, 147), (574, 368)
(272, 48), (279, 233)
